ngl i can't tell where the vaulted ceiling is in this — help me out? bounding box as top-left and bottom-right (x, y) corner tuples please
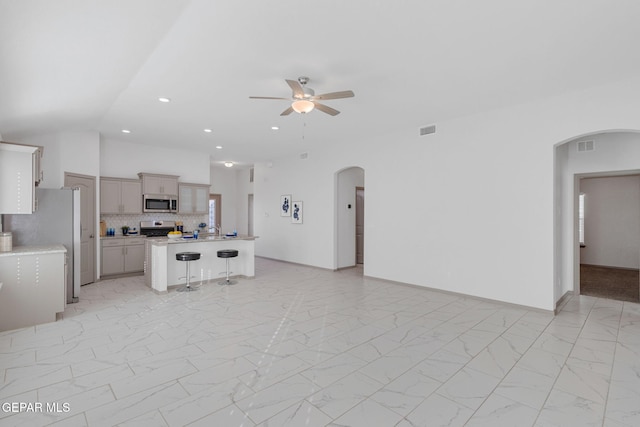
(2, 0), (640, 166)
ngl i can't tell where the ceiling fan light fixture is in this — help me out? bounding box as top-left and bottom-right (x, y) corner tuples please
(291, 99), (315, 114)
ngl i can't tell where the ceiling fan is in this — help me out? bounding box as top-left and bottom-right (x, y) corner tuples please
(249, 76), (355, 116)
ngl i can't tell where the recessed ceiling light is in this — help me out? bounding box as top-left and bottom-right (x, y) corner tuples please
(158, 97), (171, 103)
(271, 126), (279, 130)
(204, 129), (213, 133)
(224, 162), (234, 168)
(121, 129), (131, 134)
(215, 145), (223, 149)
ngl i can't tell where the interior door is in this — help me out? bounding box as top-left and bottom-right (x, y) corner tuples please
(65, 173), (96, 285)
(356, 187), (364, 264)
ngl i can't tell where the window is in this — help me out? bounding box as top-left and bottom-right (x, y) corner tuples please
(578, 193), (585, 246)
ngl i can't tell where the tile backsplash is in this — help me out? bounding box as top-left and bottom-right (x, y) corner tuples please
(101, 213), (209, 235)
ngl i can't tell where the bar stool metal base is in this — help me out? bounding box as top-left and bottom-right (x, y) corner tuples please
(217, 249), (238, 286)
(176, 252), (201, 292)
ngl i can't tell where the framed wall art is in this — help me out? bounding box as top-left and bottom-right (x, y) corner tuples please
(291, 201), (303, 224)
(280, 194), (291, 216)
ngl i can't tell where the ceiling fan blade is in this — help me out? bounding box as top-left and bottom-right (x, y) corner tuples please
(313, 102), (340, 116)
(280, 106), (294, 116)
(312, 90), (355, 100)
(249, 96), (289, 100)
(285, 79), (304, 98)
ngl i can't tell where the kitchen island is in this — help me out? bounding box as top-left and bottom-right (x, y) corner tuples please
(145, 235), (256, 293)
(0, 244), (66, 331)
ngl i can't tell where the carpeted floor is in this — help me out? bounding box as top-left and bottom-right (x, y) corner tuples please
(580, 264), (640, 302)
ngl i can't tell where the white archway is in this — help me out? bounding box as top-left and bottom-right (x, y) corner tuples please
(554, 130), (640, 307)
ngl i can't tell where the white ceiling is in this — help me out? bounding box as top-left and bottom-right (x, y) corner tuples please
(2, 0), (640, 166)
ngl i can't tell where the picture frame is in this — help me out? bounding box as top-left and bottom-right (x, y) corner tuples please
(280, 194), (291, 216)
(291, 201), (303, 224)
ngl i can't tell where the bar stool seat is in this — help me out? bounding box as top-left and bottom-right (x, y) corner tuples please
(217, 249), (238, 285)
(176, 252), (201, 292)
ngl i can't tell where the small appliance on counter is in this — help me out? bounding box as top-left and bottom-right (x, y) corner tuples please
(0, 232), (12, 252)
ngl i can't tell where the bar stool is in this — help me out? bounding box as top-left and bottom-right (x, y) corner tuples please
(217, 249), (238, 285)
(176, 252), (201, 292)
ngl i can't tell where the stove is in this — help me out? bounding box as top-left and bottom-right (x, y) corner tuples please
(140, 220), (176, 237)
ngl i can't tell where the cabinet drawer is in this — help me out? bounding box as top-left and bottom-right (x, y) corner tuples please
(101, 238), (124, 247)
(124, 238), (146, 246)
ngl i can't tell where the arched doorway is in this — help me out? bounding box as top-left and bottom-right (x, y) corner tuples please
(554, 130), (640, 306)
(335, 166), (365, 270)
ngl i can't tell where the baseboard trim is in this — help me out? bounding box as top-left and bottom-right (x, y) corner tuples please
(581, 263), (640, 272)
(554, 290), (573, 315)
(255, 255), (337, 272)
(363, 274), (554, 314)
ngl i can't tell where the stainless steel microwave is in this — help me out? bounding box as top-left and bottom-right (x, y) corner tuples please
(143, 194), (177, 213)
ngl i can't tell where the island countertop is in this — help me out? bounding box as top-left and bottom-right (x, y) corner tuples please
(145, 235), (256, 293)
(146, 235), (257, 245)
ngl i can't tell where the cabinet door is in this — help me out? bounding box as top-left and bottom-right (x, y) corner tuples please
(121, 180), (142, 214)
(194, 186), (209, 214)
(124, 244), (145, 273)
(102, 246), (124, 275)
(161, 177), (178, 195)
(100, 179), (122, 214)
(178, 185), (194, 213)
(143, 176), (163, 194)
(0, 145), (37, 213)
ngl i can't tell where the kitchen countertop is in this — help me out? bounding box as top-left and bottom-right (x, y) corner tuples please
(0, 244), (67, 258)
(146, 235), (257, 245)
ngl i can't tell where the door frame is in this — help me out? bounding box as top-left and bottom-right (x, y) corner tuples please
(64, 172), (97, 284)
(355, 186), (364, 265)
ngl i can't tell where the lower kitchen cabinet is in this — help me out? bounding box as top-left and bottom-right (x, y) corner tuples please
(0, 247), (66, 331)
(101, 237), (145, 276)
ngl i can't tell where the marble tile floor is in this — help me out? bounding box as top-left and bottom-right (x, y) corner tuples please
(1, 257), (640, 426)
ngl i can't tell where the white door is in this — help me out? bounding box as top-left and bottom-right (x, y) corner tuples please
(65, 173), (96, 285)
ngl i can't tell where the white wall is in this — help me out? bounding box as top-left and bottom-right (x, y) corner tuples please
(210, 165), (253, 235)
(336, 167), (364, 269)
(255, 76), (640, 311)
(580, 175), (640, 269)
(235, 168), (254, 236)
(100, 138), (210, 183)
(12, 131), (101, 189)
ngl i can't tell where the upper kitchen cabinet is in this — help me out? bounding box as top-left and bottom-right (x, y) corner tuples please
(178, 183), (209, 214)
(138, 173), (179, 196)
(0, 142), (43, 214)
(100, 177), (142, 214)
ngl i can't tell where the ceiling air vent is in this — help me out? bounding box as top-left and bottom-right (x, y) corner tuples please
(300, 152), (308, 159)
(577, 140), (595, 152)
(419, 125), (436, 136)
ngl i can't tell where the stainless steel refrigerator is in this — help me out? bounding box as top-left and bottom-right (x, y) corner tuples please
(3, 187), (81, 303)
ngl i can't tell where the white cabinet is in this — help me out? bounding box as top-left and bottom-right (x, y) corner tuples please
(178, 183), (209, 214)
(0, 142), (41, 214)
(138, 173), (179, 196)
(101, 237), (146, 276)
(100, 177), (142, 214)
(0, 249), (66, 331)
